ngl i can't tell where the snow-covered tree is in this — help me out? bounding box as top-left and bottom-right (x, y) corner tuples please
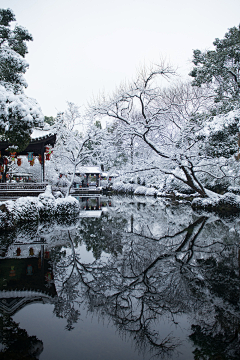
(189, 24), (240, 113)
(50, 102), (103, 196)
(91, 64), (220, 197)
(0, 8), (43, 151)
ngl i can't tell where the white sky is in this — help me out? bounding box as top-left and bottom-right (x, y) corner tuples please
(1, 0), (240, 116)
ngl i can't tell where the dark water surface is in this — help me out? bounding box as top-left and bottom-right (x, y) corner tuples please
(1, 195), (240, 359)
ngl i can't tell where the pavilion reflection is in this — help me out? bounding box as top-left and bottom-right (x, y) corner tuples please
(0, 238), (57, 317)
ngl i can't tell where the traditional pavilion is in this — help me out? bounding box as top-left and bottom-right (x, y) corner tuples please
(0, 128), (56, 183)
(75, 166), (102, 188)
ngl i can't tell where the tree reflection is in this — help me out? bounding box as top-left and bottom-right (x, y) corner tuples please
(51, 198), (240, 358)
(0, 315), (43, 359)
(77, 213), (125, 259)
(1, 197), (240, 359)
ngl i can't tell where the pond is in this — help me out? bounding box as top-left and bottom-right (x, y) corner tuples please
(1, 195), (240, 359)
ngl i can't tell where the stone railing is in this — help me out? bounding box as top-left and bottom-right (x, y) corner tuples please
(0, 182), (48, 192)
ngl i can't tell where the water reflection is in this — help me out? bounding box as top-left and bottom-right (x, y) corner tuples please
(1, 196), (240, 359)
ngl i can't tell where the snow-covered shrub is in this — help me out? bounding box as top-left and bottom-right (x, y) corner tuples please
(55, 196), (80, 219)
(0, 200), (16, 229)
(145, 188), (158, 196)
(13, 197), (38, 223)
(111, 181), (125, 192)
(192, 192), (240, 213)
(0, 197), (38, 229)
(38, 186), (80, 221)
(37, 185), (56, 219)
(112, 181), (138, 194)
(124, 183), (138, 193)
(0, 186), (80, 230)
(134, 186), (147, 195)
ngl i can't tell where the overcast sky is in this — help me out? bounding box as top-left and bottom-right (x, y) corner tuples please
(1, 0), (240, 117)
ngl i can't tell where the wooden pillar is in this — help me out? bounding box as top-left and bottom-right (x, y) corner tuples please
(41, 145), (45, 183)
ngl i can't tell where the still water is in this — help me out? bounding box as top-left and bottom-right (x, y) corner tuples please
(1, 195), (240, 359)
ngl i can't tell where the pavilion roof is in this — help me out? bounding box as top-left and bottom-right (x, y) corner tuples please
(0, 127), (56, 156)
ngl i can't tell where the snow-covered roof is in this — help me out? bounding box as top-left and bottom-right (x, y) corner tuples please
(76, 166), (102, 174)
(31, 128), (54, 140)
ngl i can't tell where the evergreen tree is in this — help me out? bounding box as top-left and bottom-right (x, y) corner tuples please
(189, 24), (240, 113)
(0, 8), (43, 151)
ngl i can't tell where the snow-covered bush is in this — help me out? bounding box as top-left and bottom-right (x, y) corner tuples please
(37, 185), (56, 218)
(145, 188), (158, 196)
(13, 197), (38, 223)
(55, 196), (80, 218)
(112, 181), (138, 194)
(0, 186), (80, 229)
(134, 186), (147, 195)
(38, 185), (80, 220)
(0, 200), (16, 229)
(0, 197), (38, 229)
(192, 192), (240, 213)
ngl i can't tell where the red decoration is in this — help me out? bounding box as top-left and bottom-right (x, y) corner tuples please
(16, 247), (21, 256)
(3, 158), (8, 165)
(30, 158), (35, 166)
(17, 158), (22, 166)
(46, 153), (50, 161)
(38, 155), (42, 164)
(10, 152), (16, 160)
(9, 266), (16, 277)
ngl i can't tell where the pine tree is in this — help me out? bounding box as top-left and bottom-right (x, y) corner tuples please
(0, 8), (43, 151)
(189, 25), (240, 113)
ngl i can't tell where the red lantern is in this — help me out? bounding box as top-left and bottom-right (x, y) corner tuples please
(17, 158), (22, 166)
(45, 146), (50, 153)
(46, 153), (50, 161)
